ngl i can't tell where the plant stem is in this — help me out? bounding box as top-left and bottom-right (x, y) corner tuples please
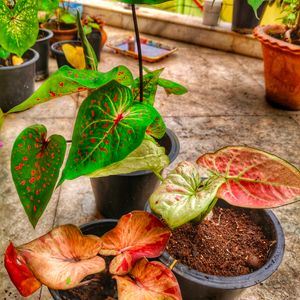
(131, 4), (143, 102)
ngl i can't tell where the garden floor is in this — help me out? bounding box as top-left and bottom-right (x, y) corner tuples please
(1, 26), (299, 300)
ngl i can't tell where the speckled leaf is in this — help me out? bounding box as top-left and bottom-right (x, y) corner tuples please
(8, 65), (133, 114)
(99, 211), (171, 275)
(158, 78), (188, 96)
(149, 161), (224, 228)
(0, 0), (39, 57)
(115, 258), (182, 300)
(4, 242), (41, 297)
(197, 146), (300, 208)
(11, 124), (66, 228)
(13, 225), (104, 290)
(59, 81), (158, 183)
(88, 135), (169, 177)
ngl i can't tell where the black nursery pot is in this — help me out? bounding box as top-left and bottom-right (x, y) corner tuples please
(86, 30), (102, 62)
(32, 28), (53, 81)
(49, 219), (118, 300)
(0, 48), (39, 113)
(90, 128), (180, 219)
(158, 203), (285, 300)
(232, 0), (266, 33)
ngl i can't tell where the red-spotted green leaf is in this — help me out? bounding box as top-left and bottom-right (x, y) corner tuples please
(158, 78), (188, 96)
(11, 124), (66, 228)
(87, 135), (169, 178)
(99, 211), (171, 275)
(149, 161), (224, 228)
(7, 65), (133, 114)
(114, 258), (182, 300)
(196, 146), (300, 208)
(4, 242), (41, 297)
(146, 112), (166, 139)
(13, 224), (105, 290)
(59, 81), (159, 183)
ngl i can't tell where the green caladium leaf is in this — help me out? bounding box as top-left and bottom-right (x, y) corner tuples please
(247, 0), (265, 18)
(146, 112), (166, 139)
(8, 65), (133, 114)
(149, 161), (225, 229)
(119, 0), (170, 4)
(158, 78), (188, 96)
(88, 135), (169, 178)
(0, 45), (10, 59)
(11, 124), (66, 228)
(59, 80), (159, 183)
(60, 11), (76, 24)
(0, 0), (39, 57)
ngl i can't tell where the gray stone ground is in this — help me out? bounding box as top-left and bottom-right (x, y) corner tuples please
(0, 26), (299, 300)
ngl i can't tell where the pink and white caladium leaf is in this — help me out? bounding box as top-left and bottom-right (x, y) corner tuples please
(59, 80), (159, 184)
(114, 258), (182, 300)
(11, 124), (66, 228)
(5, 224), (105, 292)
(4, 242), (41, 297)
(197, 146), (300, 208)
(99, 211), (171, 275)
(149, 161), (225, 228)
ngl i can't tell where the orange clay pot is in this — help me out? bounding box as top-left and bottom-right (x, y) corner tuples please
(254, 25), (300, 110)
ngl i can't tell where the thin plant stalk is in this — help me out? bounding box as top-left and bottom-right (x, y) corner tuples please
(131, 4), (143, 102)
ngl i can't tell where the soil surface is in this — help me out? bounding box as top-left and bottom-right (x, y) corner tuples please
(167, 207), (275, 276)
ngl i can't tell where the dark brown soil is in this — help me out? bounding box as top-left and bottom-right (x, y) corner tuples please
(167, 207), (275, 276)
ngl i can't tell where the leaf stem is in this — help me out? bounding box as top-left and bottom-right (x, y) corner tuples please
(131, 4), (143, 102)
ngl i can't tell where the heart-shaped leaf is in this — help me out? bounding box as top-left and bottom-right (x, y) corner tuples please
(4, 242), (41, 297)
(114, 258), (182, 300)
(149, 161), (225, 228)
(8, 65), (133, 114)
(146, 112), (166, 139)
(88, 135), (169, 178)
(59, 81), (159, 183)
(99, 211), (171, 275)
(11, 124), (66, 227)
(196, 146), (300, 208)
(158, 78), (188, 96)
(13, 224), (105, 290)
(247, 0), (265, 18)
(62, 44), (86, 70)
(0, 0), (39, 57)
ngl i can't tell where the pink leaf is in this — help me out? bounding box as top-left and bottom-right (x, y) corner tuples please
(197, 146), (300, 208)
(99, 211), (171, 275)
(16, 225), (105, 290)
(114, 258), (182, 300)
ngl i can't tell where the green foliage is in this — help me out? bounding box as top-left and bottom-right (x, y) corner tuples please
(37, 0), (59, 12)
(0, 0), (39, 57)
(0, 45), (10, 59)
(281, 0), (300, 27)
(247, 0), (266, 18)
(59, 10), (76, 24)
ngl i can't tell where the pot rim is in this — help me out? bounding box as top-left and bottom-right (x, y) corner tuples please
(0, 48), (39, 71)
(160, 208), (285, 289)
(254, 25), (300, 55)
(37, 28), (54, 43)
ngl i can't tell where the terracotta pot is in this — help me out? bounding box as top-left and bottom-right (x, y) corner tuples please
(40, 22), (78, 45)
(254, 25), (300, 110)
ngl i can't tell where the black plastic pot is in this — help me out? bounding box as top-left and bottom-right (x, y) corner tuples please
(32, 28), (53, 81)
(232, 0), (267, 33)
(0, 48), (39, 113)
(151, 201), (285, 300)
(90, 128), (180, 219)
(49, 219), (118, 300)
(86, 30), (102, 62)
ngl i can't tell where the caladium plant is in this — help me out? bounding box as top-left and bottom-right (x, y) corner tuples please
(5, 211), (182, 300)
(150, 146), (300, 228)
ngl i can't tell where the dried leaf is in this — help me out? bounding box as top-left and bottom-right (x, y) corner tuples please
(62, 44), (86, 70)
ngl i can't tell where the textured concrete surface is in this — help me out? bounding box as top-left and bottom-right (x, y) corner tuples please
(0, 26), (299, 300)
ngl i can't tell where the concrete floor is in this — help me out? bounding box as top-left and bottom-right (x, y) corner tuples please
(0, 26), (299, 300)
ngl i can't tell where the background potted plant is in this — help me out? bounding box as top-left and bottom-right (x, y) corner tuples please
(202, 0), (223, 26)
(0, 0), (39, 112)
(254, 0), (300, 110)
(149, 146), (300, 299)
(4, 211), (182, 300)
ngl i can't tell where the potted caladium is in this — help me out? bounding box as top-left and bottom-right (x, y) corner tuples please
(4, 211), (182, 299)
(149, 146), (300, 299)
(254, 0), (300, 110)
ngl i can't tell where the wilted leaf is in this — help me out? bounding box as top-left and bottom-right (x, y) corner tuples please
(197, 146), (300, 208)
(115, 258), (182, 300)
(88, 135), (169, 178)
(12, 55), (24, 65)
(59, 80), (158, 183)
(11, 124), (66, 227)
(16, 225), (105, 290)
(62, 44), (86, 70)
(158, 78), (188, 96)
(99, 211), (171, 275)
(4, 242), (41, 297)
(149, 161), (224, 228)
